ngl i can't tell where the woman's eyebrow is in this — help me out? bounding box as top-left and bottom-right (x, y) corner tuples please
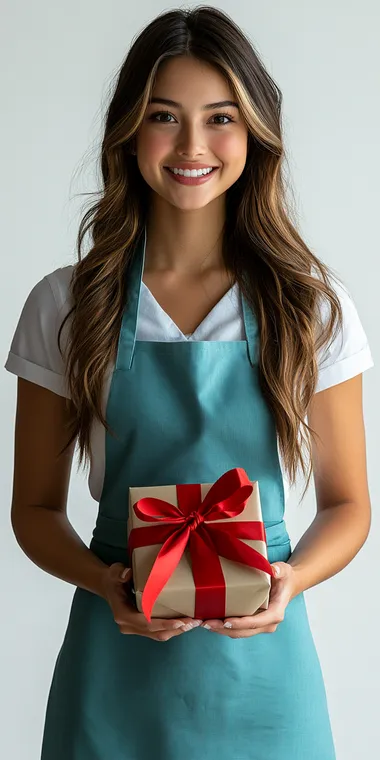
(149, 97), (239, 110)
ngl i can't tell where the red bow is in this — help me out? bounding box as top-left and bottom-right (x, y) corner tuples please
(128, 467), (275, 622)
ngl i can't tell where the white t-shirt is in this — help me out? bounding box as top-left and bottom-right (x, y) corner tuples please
(4, 265), (374, 505)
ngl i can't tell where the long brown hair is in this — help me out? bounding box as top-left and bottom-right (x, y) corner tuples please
(59, 5), (343, 500)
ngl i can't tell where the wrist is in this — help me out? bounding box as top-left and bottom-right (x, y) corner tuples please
(89, 561), (111, 600)
(288, 561), (307, 601)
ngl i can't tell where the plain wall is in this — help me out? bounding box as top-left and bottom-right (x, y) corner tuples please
(1, 1), (379, 758)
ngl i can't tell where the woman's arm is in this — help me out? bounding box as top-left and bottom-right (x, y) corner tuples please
(10, 378), (109, 598)
(288, 372), (372, 599)
(199, 373), (373, 636)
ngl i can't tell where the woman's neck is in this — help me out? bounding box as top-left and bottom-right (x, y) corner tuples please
(144, 201), (226, 275)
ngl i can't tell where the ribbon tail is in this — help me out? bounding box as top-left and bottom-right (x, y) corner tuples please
(141, 526), (191, 622)
(206, 525), (275, 577)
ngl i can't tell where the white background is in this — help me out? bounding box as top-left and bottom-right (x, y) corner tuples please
(1, 1), (379, 758)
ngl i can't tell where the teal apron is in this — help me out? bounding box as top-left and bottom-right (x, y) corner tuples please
(41, 227), (336, 759)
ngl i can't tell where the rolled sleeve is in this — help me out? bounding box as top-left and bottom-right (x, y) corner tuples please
(4, 269), (73, 399)
(315, 279), (374, 393)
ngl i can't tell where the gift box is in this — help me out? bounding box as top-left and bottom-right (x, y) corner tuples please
(127, 467), (275, 622)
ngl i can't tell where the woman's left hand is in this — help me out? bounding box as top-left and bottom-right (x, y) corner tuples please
(200, 562), (298, 638)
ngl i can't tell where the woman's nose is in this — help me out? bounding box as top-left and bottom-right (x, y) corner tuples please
(175, 126), (206, 155)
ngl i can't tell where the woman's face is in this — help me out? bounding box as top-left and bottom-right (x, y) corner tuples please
(135, 56), (248, 211)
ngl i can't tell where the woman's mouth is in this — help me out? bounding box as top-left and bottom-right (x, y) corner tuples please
(163, 167), (219, 185)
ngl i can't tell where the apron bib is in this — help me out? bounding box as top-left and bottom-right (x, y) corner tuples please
(41, 228), (336, 760)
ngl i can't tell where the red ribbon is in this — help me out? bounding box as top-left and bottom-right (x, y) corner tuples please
(128, 467), (275, 622)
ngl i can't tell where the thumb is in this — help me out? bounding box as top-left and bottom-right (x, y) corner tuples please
(119, 566), (133, 581)
(271, 563), (283, 579)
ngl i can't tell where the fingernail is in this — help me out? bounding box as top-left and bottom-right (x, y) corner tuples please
(202, 623), (212, 630)
(121, 567), (130, 579)
(223, 622), (233, 628)
(172, 622), (186, 629)
(183, 621), (202, 632)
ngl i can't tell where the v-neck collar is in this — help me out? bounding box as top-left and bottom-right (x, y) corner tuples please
(140, 280), (239, 341)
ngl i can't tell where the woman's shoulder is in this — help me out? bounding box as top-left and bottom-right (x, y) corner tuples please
(32, 264), (75, 315)
(4, 264), (76, 399)
(314, 275), (374, 393)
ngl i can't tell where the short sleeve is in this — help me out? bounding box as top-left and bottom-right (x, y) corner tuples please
(4, 267), (74, 398)
(315, 279), (374, 393)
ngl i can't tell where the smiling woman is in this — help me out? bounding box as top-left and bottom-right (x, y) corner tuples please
(4, 5), (374, 760)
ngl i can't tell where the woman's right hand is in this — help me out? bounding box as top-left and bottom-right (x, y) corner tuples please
(101, 562), (203, 641)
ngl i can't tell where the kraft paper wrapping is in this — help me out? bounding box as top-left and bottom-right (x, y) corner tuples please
(127, 480), (271, 619)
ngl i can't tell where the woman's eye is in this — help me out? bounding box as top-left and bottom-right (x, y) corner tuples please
(212, 113), (234, 125)
(148, 111), (234, 125)
(149, 111), (175, 123)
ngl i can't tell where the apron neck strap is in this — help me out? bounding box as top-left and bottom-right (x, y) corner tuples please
(116, 227), (146, 371)
(116, 226), (258, 370)
(241, 293), (258, 367)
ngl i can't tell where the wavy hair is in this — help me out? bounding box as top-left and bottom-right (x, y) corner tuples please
(59, 5), (343, 500)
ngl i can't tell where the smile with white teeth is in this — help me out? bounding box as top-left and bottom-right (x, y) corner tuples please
(166, 167), (215, 176)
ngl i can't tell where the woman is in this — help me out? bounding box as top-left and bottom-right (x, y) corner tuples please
(5, 6), (374, 759)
